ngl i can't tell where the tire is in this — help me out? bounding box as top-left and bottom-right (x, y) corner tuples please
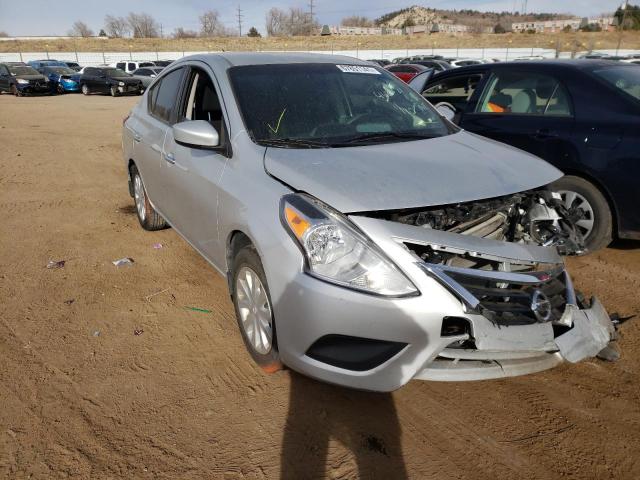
(130, 164), (167, 231)
(231, 245), (281, 372)
(11, 84), (21, 97)
(81, 83), (90, 95)
(57, 84), (65, 94)
(550, 175), (613, 252)
(110, 85), (118, 97)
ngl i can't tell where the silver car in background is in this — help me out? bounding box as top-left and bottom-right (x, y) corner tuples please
(122, 53), (615, 392)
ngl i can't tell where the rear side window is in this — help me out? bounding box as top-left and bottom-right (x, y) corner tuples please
(116, 62), (125, 70)
(593, 66), (640, 102)
(476, 71), (572, 116)
(128, 63), (136, 71)
(149, 67), (185, 123)
(424, 74), (483, 112)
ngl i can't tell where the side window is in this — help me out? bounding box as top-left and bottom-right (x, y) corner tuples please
(149, 67), (185, 123)
(476, 71), (572, 116)
(180, 68), (227, 141)
(84, 67), (95, 75)
(116, 62), (125, 70)
(0, 65), (9, 75)
(128, 63), (136, 71)
(424, 74), (484, 112)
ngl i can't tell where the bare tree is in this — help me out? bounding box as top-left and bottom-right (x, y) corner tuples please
(341, 15), (373, 27)
(68, 21), (94, 37)
(266, 7), (318, 36)
(173, 27), (199, 39)
(127, 12), (159, 38)
(0, 31), (8, 37)
(104, 14), (130, 38)
(199, 10), (227, 37)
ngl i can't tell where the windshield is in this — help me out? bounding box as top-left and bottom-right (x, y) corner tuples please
(228, 63), (451, 147)
(104, 68), (130, 78)
(9, 66), (39, 76)
(46, 67), (76, 75)
(593, 66), (640, 102)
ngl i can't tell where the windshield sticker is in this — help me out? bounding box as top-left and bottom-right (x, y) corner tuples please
(336, 65), (380, 75)
(267, 108), (287, 135)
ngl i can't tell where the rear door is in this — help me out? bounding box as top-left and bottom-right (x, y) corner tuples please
(460, 67), (576, 165)
(160, 64), (230, 264)
(134, 66), (186, 215)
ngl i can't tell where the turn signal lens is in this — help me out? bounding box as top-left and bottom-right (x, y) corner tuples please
(284, 206), (310, 239)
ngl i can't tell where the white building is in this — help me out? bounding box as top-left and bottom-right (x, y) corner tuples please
(512, 16), (616, 33)
(325, 25), (403, 35)
(405, 23), (469, 34)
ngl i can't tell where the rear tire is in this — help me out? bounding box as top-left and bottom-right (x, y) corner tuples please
(231, 245), (281, 372)
(550, 175), (613, 252)
(130, 164), (167, 231)
(81, 83), (90, 95)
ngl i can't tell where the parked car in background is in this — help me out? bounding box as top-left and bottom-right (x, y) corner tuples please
(0, 63), (50, 96)
(122, 53), (615, 391)
(450, 59), (485, 68)
(43, 66), (80, 93)
(131, 66), (165, 88)
(112, 61), (157, 74)
(403, 59), (452, 72)
(78, 67), (143, 96)
(417, 60), (640, 251)
(27, 59), (67, 73)
(367, 59), (391, 67)
(152, 60), (174, 67)
(385, 63), (430, 83)
(62, 61), (82, 71)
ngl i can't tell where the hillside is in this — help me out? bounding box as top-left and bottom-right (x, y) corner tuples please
(375, 5), (573, 32)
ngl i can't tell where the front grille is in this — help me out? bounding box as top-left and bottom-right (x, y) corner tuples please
(420, 260), (570, 326)
(448, 269), (568, 325)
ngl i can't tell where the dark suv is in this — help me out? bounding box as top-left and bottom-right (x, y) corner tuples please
(78, 67), (143, 97)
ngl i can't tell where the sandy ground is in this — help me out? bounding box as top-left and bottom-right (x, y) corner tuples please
(0, 93), (639, 480)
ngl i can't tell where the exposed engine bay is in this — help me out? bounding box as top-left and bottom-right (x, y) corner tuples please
(371, 189), (586, 259)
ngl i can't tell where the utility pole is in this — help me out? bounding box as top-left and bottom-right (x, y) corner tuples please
(160, 23), (163, 38)
(237, 6), (243, 37)
(308, 0), (315, 35)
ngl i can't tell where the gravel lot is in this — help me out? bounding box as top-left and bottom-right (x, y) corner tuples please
(1, 93), (639, 480)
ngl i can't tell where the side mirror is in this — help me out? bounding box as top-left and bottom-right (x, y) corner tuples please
(173, 120), (220, 148)
(435, 102), (457, 122)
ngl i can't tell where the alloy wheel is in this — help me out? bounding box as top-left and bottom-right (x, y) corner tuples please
(133, 174), (146, 222)
(558, 190), (595, 238)
(235, 266), (273, 355)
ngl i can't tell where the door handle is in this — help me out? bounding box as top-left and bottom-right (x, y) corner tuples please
(532, 128), (559, 140)
(163, 152), (176, 164)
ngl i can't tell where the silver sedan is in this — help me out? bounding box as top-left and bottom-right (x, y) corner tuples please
(130, 66), (164, 88)
(122, 53), (615, 391)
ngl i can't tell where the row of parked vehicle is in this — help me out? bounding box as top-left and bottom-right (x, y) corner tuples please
(0, 58), (173, 97)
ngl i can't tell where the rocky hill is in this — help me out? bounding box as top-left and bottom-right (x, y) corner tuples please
(375, 5), (572, 32)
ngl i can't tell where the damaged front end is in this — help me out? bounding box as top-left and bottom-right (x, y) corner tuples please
(351, 188), (616, 381)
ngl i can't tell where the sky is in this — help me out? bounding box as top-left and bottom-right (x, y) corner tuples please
(0, 0), (622, 36)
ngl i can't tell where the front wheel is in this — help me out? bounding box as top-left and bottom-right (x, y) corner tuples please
(550, 175), (613, 252)
(81, 83), (90, 95)
(11, 84), (21, 97)
(110, 85), (118, 97)
(57, 84), (65, 94)
(130, 165), (167, 231)
(232, 245), (281, 372)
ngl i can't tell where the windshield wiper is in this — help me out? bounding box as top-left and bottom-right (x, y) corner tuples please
(259, 138), (332, 149)
(338, 131), (437, 144)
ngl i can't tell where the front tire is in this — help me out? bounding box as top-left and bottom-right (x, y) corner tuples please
(550, 175), (613, 252)
(231, 245), (281, 371)
(81, 83), (90, 95)
(11, 84), (21, 97)
(130, 165), (167, 231)
(110, 85), (118, 97)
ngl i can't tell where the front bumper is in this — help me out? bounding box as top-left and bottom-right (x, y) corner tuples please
(271, 215), (615, 392)
(117, 84), (141, 95)
(16, 83), (50, 95)
(60, 81), (79, 92)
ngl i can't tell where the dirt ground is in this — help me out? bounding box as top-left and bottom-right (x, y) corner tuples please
(0, 93), (639, 480)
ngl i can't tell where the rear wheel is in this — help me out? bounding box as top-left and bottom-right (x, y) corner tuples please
(231, 245), (281, 372)
(550, 175), (613, 252)
(130, 164), (167, 231)
(81, 83), (90, 95)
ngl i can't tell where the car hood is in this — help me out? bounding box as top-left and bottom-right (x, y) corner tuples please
(15, 74), (46, 81)
(264, 130), (563, 212)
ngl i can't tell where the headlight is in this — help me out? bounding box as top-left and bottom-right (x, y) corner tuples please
(118, 81), (125, 86)
(16, 78), (28, 84)
(281, 193), (418, 297)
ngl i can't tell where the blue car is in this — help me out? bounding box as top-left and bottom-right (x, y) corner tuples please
(27, 59), (68, 73)
(42, 66), (80, 93)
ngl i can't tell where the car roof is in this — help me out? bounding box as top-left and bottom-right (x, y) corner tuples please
(177, 52), (373, 68)
(444, 59), (633, 73)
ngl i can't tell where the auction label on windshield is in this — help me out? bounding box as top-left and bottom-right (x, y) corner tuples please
(336, 65), (380, 74)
